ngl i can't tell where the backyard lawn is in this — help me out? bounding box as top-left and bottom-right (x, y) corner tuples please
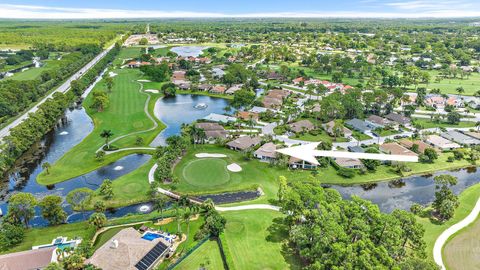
(221, 209), (300, 270)
(37, 63), (164, 185)
(173, 240), (224, 270)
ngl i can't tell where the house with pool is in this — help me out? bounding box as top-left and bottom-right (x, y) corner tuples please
(88, 227), (176, 270)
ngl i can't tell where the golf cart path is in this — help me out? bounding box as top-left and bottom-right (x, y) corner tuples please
(98, 81), (159, 154)
(433, 196), (480, 270)
(148, 164), (280, 212)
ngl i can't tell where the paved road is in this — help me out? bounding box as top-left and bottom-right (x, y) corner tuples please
(0, 43), (117, 141)
(433, 197), (480, 270)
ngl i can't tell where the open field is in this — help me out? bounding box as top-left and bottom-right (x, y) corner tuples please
(444, 216), (480, 270)
(221, 209), (300, 270)
(173, 240), (224, 270)
(416, 183), (480, 260)
(37, 60), (164, 185)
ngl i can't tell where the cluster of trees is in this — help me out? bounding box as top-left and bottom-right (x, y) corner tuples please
(0, 193), (67, 251)
(0, 43), (121, 175)
(278, 178), (438, 269)
(0, 48), (99, 124)
(3, 50), (34, 65)
(154, 135), (189, 182)
(139, 62), (171, 82)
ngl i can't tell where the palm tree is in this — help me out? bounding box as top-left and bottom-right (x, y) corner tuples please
(188, 125), (199, 146)
(41, 162), (51, 174)
(197, 128), (206, 144)
(100, 129), (113, 150)
(153, 195), (168, 223)
(476, 121), (480, 131)
(183, 209), (192, 241)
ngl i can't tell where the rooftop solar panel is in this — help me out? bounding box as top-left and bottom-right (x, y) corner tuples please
(135, 242), (169, 270)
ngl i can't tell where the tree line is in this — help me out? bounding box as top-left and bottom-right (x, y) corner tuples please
(0, 42), (121, 175)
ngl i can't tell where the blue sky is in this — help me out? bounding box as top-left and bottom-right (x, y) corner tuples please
(1, 0), (480, 18)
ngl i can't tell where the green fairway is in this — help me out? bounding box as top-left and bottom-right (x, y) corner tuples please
(221, 210), (300, 270)
(172, 145), (279, 203)
(416, 183), (480, 260)
(444, 216), (480, 270)
(37, 53), (164, 185)
(173, 240), (224, 270)
(182, 158), (231, 187)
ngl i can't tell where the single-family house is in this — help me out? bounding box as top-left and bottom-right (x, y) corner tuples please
(323, 120), (352, 138)
(399, 139), (439, 154)
(366, 115), (394, 129)
(379, 142), (418, 157)
(237, 111), (259, 121)
(254, 142), (277, 162)
(289, 120), (314, 133)
(345, 118), (373, 133)
(440, 130), (480, 146)
(334, 157), (364, 169)
(464, 131), (480, 140)
(211, 67), (225, 78)
(267, 89), (290, 99)
(203, 113), (237, 123)
(226, 136), (262, 151)
(210, 85), (226, 94)
(262, 97), (282, 109)
(195, 122), (228, 142)
(0, 247), (57, 270)
(87, 228), (172, 270)
(288, 157), (318, 170)
(225, 84), (243, 95)
(385, 113), (411, 126)
(198, 84), (213, 91)
(171, 70), (187, 84)
(425, 135), (461, 150)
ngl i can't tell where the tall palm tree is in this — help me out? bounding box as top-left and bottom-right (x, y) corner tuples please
(183, 209), (192, 241)
(153, 195), (168, 224)
(188, 125), (199, 146)
(100, 129), (113, 150)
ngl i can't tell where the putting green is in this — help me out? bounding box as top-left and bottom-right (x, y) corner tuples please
(182, 158), (230, 187)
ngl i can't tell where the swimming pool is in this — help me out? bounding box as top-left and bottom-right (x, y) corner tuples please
(141, 232), (174, 242)
(142, 232), (161, 241)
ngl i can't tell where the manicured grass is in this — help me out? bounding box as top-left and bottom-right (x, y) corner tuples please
(412, 118), (476, 129)
(416, 183), (480, 260)
(37, 62), (164, 185)
(173, 240), (224, 270)
(351, 130), (372, 141)
(443, 216), (480, 270)
(86, 159), (155, 209)
(421, 71), (480, 96)
(221, 210), (300, 270)
(1, 222), (96, 255)
(171, 145), (279, 204)
(182, 158), (231, 187)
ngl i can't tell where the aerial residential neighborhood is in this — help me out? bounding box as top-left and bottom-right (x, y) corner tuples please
(0, 1), (480, 270)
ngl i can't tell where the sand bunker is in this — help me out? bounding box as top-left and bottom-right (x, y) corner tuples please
(138, 79), (151, 82)
(227, 163), (242, 172)
(144, 89), (159, 94)
(109, 72), (118, 77)
(195, 153), (227, 158)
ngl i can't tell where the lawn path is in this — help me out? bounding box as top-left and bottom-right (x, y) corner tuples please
(98, 81), (159, 154)
(148, 164), (280, 212)
(433, 196), (480, 270)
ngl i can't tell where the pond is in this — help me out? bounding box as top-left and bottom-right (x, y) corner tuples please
(151, 94), (232, 146)
(0, 107), (151, 226)
(327, 166), (480, 213)
(170, 46), (208, 57)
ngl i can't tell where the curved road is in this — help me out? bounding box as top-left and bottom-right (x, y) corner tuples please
(0, 42), (118, 142)
(433, 197), (480, 270)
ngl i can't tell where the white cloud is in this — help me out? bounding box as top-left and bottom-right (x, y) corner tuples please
(0, 3), (480, 19)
